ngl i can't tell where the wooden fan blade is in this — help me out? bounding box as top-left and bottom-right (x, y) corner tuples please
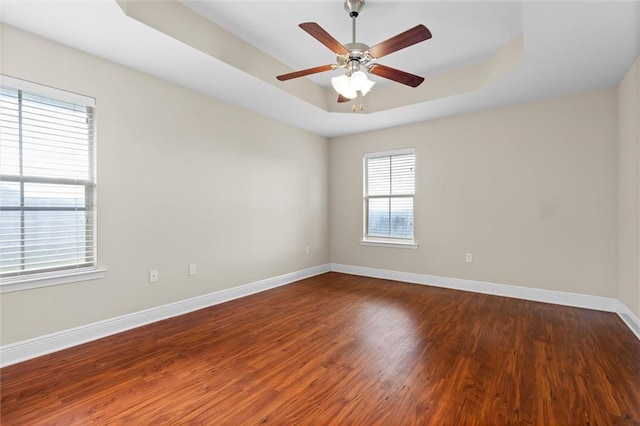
(299, 22), (349, 55)
(277, 64), (336, 81)
(337, 94), (351, 103)
(369, 64), (425, 87)
(368, 24), (432, 59)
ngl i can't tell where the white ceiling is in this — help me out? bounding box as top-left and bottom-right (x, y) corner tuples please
(1, 1), (638, 138)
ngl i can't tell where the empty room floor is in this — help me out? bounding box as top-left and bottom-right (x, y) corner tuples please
(1, 272), (639, 424)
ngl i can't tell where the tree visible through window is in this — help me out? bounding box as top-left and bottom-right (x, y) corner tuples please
(0, 79), (96, 279)
(364, 149), (415, 241)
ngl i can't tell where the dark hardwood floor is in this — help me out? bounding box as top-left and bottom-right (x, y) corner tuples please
(1, 272), (639, 425)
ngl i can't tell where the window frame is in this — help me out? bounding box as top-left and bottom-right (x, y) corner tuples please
(0, 75), (105, 293)
(361, 148), (418, 249)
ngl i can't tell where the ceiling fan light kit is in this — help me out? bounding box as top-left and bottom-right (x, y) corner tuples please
(276, 0), (432, 110)
(331, 70), (374, 99)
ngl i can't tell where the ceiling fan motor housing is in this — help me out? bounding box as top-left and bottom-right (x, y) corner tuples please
(339, 42), (372, 73)
(344, 0), (365, 17)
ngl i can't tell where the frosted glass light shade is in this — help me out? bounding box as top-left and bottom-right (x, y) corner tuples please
(349, 71), (368, 91)
(360, 77), (375, 95)
(331, 75), (357, 99)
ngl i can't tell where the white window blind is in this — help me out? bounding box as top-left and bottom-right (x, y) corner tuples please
(0, 78), (96, 279)
(364, 149), (415, 240)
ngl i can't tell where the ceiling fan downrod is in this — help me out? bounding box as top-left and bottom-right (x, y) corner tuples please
(344, 0), (364, 44)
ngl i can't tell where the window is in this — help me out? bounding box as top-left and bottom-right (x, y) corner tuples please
(363, 148), (416, 247)
(0, 76), (98, 286)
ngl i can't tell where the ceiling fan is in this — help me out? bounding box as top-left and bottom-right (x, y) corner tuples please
(276, 0), (432, 105)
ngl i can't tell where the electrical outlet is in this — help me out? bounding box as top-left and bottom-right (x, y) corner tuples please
(305, 246), (310, 255)
(149, 270), (159, 283)
(465, 253), (473, 263)
(188, 264), (197, 276)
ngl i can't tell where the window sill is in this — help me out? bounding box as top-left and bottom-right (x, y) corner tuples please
(360, 239), (419, 249)
(0, 268), (107, 293)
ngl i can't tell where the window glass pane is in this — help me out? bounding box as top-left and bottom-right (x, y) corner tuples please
(390, 197), (413, 239)
(0, 88), (20, 176)
(0, 209), (20, 273)
(367, 197), (414, 239)
(0, 182), (21, 273)
(23, 210), (89, 272)
(24, 183), (86, 208)
(0, 181), (21, 207)
(22, 94), (90, 180)
(367, 156), (390, 196)
(391, 154), (415, 195)
(368, 197), (390, 237)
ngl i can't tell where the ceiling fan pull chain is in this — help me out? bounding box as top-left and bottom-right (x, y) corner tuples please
(360, 93), (364, 111)
(352, 99), (356, 112)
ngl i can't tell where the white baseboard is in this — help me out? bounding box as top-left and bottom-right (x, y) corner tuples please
(0, 264), (330, 367)
(617, 300), (640, 340)
(330, 263), (618, 312)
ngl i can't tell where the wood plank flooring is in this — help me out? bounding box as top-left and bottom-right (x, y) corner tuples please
(1, 272), (639, 425)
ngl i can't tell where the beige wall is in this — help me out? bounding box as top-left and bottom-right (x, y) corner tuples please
(618, 56), (640, 318)
(330, 89), (619, 297)
(0, 25), (330, 344)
